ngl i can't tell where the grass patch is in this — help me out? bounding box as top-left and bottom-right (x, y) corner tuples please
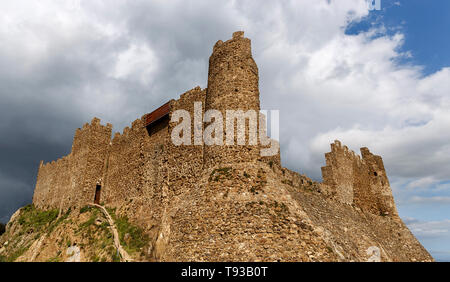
(3, 244), (31, 262)
(76, 207), (116, 261)
(78, 208), (99, 230)
(80, 205), (93, 214)
(17, 204), (59, 233)
(2, 204), (72, 262)
(107, 208), (149, 255)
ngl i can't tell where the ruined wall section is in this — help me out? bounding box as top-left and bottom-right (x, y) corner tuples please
(204, 31), (261, 168)
(99, 88), (207, 254)
(138, 112), (170, 235)
(321, 140), (397, 216)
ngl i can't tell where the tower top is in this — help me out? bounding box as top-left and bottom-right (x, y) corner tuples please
(232, 31), (244, 39)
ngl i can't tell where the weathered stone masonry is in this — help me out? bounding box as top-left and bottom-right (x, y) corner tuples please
(321, 140), (397, 216)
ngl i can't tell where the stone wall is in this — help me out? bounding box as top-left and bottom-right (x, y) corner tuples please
(33, 157), (70, 209)
(98, 87), (207, 242)
(71, 118), (112, 208)
(98, 114), (168, 236)
(167, 87), (206, 196)
(31, 87), (210, 243)
(321, 140), (397, 216)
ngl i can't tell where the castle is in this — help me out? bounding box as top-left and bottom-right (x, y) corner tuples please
(30, 32), (431, 261)
(32, 31), (280, 211)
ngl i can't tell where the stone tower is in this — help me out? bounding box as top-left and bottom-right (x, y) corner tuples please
(203, 31), (261, 168)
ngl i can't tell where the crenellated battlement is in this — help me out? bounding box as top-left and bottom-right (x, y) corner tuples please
(321, 140), (397, 216)
(71, 117), (112, 156)
(177, 86), (205, 102)
(327, 140), (364, 166)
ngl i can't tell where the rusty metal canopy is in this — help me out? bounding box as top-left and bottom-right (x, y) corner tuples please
(144, 101), (170, 127)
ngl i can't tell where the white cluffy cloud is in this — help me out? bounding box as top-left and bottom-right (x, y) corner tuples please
(403, 218), (450, 261)
(110, 43), (158, 85)
(404, 218), (450, 243)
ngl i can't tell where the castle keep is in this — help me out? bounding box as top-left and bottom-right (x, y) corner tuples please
(29, 32), (431, 262)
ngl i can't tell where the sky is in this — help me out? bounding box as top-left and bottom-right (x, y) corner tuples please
(0, 0), (449, 261)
